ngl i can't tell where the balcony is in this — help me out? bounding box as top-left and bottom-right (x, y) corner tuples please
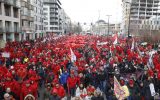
(28, 16), (34, 21)
(22, 26), (34, 32)
(21, 15), (28, 20)
(50, 19), (58, 22)
(0, 0), (20, 8)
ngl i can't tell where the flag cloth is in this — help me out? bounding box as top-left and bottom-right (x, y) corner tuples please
(147, 50), (156, 69)
(136, 43), (142, 56)
(70, 48), (76, 62)
(114, 76), (126, 100)
(113, 34), (118, 45)
(131, 39), (134, 51)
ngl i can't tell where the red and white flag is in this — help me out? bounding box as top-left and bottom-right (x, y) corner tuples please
(70, 48), (76, 62)
(114, 76), (125, 100)
(113, 34), (118, 45)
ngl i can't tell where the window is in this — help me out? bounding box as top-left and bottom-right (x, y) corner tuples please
(44, 27), (48, 30)
(43, 8), (47, 10)
(44, 22), (48, 25)
(35, 24), (38, 30)
(4, 4), (11, 16)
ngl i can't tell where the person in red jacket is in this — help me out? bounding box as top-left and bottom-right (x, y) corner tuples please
(52, 83), (65, 99)
(67, 74), (77, 97)
(20, 80), (35, 100)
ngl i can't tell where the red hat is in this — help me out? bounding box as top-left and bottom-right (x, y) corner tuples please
(52, 79), (59, 84)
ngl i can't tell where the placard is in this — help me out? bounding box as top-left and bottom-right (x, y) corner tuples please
(2, 52), (10, 58)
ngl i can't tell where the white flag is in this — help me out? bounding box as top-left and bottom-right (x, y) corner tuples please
(70, 48), (76, 62)
(149, 83), (156, 96)
(147, 50), (156, 68)
(113, 34), (118, 45)
(131, 39), (135, 51)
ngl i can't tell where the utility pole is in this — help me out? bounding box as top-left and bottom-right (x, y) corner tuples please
(125, 1), (132, 38)
(106, 15), (111, 36)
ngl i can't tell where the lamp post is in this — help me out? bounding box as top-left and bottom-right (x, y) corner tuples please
(106, 15), (111, 36)
(125, 1), (132, 38)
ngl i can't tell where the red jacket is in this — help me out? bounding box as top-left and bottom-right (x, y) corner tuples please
(20, 85), (33, 100)
(52, 85), (65, 98)
(67, 76), (77, 88)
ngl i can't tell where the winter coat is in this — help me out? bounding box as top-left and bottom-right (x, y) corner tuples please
(60, 72), (69, 85)
(43, 88), (52, 100)
(67, 77), (77, 89)
(52, 86), (65, 98)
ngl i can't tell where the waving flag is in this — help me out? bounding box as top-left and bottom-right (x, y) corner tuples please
(136, 43), (142, 56)
(114, 76), (125, 100)
(147, 50), (156, 69)
(113, 34), (118, 45)
(131, 39), (135, 51)
(70, 48), (76, 62)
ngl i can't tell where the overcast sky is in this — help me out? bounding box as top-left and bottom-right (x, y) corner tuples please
(61, 0), (122, 24)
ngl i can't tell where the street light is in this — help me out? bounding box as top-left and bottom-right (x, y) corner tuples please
(106, 15), (112, 36)
(125, 1), (132, 38)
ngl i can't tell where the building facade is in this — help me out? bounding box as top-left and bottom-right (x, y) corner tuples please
(20, 0), (34, 40)
(33, 0), (45, 39)
(59, 9), (71, 34)
(139, 16), (160, 33)
(121, 0), (160, 35)
(92, 20), (121, 35)
(43, 0), (62, 34)
(0, 0), (21, 43)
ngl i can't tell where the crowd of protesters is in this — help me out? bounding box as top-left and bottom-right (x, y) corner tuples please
(0, 34), (160, 100)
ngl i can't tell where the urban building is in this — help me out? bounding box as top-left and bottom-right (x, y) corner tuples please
(121, 0), (160, 35)
(43, 0), (62, 34)
(139, 16), (160, 33)
(20, 0), (34, 40)
(92, 20), (121, 35)
(59, 9), (71, 34)
(33, 0), (45, 39)
(0, 0), (21, 43)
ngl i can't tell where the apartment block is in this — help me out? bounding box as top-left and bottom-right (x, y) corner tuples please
(0, 0), (21, 43)
(121, 0), (160, 35)
(34, 0), (45, 39)
(43, 0), (62, 34)
(20, 0), (34, 40)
